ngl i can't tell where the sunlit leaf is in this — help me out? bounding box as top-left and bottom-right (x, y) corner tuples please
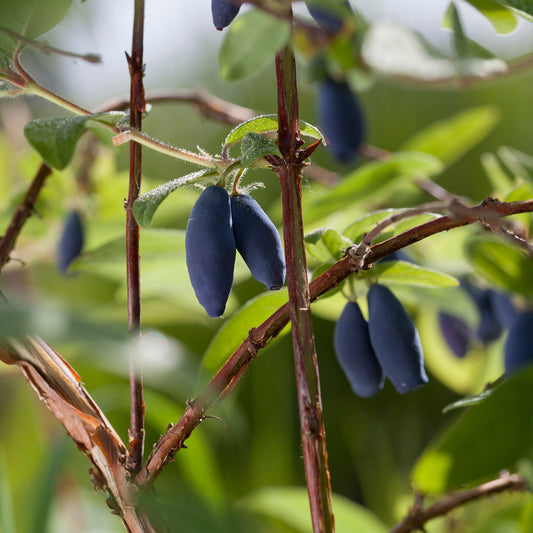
(495, 0), (533, 19)
(304, 152), (443, 221)
(413, 366), (533, 492)
(240, 132), (281, 167)
(202, 290), (290, 374)
(368, 261), (459, 288)
(240, 487), (388, 533)
(133, 170), (210, 227)
(465, 236), (533, 295)
(305, 227), (352, 262)
(401, 107), (500, 166)
(224, 114), (323, 147)
(463, 0), (518, 34)
(219, 10), (290, 80)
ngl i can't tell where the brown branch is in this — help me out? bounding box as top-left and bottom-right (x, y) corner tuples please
(390, 472), (527, 533)
(125, 0), (146, 475)
(0, 163), (52, 271)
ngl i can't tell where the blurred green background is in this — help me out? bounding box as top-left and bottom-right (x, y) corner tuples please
(1, 1), (533, 532)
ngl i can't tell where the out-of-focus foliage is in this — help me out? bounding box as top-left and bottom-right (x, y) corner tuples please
(1, 0), (533, 532)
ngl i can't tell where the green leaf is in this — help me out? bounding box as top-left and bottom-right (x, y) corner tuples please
(442, 385), (499, 414)
(401, 107), (500, 166)
(481, 152), (514, 192)
(343, 210), (397, 243)
(413, 366), (533, 492)
(202, 290), (290, 374)
(464, 0), (518, 33)
(0, 450), (15, 533)
(224, 114), (323, 147)
(24, 116), (87, 169)
(447, 2), (472, 58)
(496, 0), (533, 19)
(240, 132), (281, 167)
(240, 487), (388, 533)
(219, 10), (290, 80)
(89, 111), (127, 127)
(369, 261), (459, 288)
(304, 152), (443, 222)
(465, 236), (533, 295)
(133, 170), (210, 227)
(0, 0), (72, 57)
(305, 227), (352, 262)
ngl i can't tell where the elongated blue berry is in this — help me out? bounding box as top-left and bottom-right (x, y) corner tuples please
(58, 210), (84, 274)
(334, 301), (384, 398)
(212, 0), (243, 30)
(489, 290), (517, 329)
(504, 311), (533, 375)
(185, 186), (236, 318)
(368, 284), (428, 394)
(438, 312), (472, 358)
(230, 193), (285, 290)
(305, 0), (352, 34)
(317, 77), (365, 164)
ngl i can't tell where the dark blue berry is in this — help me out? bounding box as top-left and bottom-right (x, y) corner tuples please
(317, 77), (365, 164)
(305, 0), (351, 33)
(185, 186), (236, 318)
(230, 193), (285, 290)
(58, 210), (84, 275)
(334, 301), (384, 398)
(504, 311), (533, 375)
(212, 0), (243, 30)
(367, 284), (428, 394)
(438, 312), (472, 358)
(488, 290), (518, 329)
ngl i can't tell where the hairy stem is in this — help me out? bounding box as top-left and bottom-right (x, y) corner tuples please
(275, 31), (335, 533)
(125, 0), (145, 475)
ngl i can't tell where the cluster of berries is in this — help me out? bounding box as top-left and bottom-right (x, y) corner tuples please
(334, 284), (428, 398)
(185, 186), (285, 318)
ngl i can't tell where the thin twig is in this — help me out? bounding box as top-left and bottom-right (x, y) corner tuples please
(125, 0), (146, 476)
(136, 197), (533, 488)
(389, 472), (527, 533)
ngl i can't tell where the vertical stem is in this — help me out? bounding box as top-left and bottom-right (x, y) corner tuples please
(125, 0), (146, 474)
(275, 13), (335, 533)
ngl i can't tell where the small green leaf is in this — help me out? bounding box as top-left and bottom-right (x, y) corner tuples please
(219, 10), (290, 80)
(495, 0), (533, 19)
(133, 170), (210, 227)
(89, 111), (127, 127)
(446, 2), (472, 58)
(305, 227), (352, 262)
(401, 107), (500, 166)
(466, 236), (533, 295)
(369, 261), (459, 288)
(442, 385), (499, 414)
(343, 210), (397, 243)
(305, 152), (443, 221)
(481, 151), (514, 192)
(464, 0), (518, 33)
(24, 115), (88, 169)
(224, 114), (323, 148)
(202, 290), (290, 374)
(240, 487), (388, 533)
(413, 366), (533, 492)
(240, 132), (280, 167)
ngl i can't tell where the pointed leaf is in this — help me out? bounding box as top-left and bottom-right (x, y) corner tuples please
(464, 0), (518, 33)
(305, 227), (352, 262)
(442, 385), (498, 414)
(401, 107), (500, 166)
(24, 115), (88, 169)
(202, 290), (290, 374)
(133, 170), (210, 227)
(240, 132), (281, 167)
(495, 0), (533, 19)
(89, 111), (127, 127)
(219, 10), (290, 80)
(370, 261), (459, 288)
(224, 114), (323, 147)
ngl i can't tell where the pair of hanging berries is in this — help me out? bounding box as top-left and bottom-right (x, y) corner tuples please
(334, 284), (428, 398)
(185, 185), (285, 318)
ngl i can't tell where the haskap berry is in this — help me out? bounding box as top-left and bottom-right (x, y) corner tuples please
(305, 0), (352, 34)
(438, 311), (472, 359)
(504, 311), (533, 375)
(185, 186), (236, 318)
(58, 210), (84, 275)
(317, 77), (365, 164)
(334, 301), (384, 398)
(230, 193), (285, 290)
(211, 0), (243, 30)
(367, 284), (428, 394)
